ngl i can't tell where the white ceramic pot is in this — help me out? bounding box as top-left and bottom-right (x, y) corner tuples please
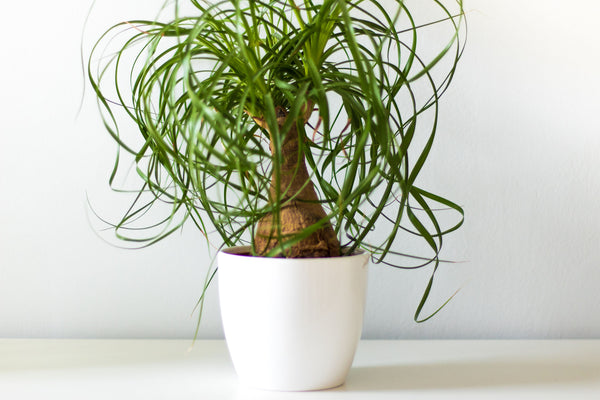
(218, 246), (369, 391)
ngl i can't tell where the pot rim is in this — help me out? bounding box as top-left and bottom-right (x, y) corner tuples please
(219, 245), (368, 260)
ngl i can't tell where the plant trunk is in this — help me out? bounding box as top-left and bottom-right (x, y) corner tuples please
(254, 108), (340, 258)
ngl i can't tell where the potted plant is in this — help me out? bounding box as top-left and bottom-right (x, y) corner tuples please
(88, 0), (465, 391)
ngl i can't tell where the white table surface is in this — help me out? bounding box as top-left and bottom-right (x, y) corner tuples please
(1, 339), (599, 399)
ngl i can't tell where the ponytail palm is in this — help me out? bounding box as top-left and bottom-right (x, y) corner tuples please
(88, 0), (465, 321)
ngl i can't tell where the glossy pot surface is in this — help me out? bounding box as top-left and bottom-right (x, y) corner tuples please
(218, 246), (369, 391)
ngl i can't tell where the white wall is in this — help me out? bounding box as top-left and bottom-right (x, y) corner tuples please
(1, 0), (599, 339)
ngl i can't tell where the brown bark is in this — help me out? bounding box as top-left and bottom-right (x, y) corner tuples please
(253, 106), (341, 258)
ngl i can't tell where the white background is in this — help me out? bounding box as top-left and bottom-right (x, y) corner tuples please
(1, 0), (599, 339)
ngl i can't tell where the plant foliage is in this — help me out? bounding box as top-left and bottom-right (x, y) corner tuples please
(88, 0), (466, 322)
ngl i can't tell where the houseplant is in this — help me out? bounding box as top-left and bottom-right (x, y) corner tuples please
(88, 0), (465, 391)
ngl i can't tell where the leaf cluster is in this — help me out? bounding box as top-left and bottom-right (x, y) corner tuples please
(88, 0), (466, 321)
